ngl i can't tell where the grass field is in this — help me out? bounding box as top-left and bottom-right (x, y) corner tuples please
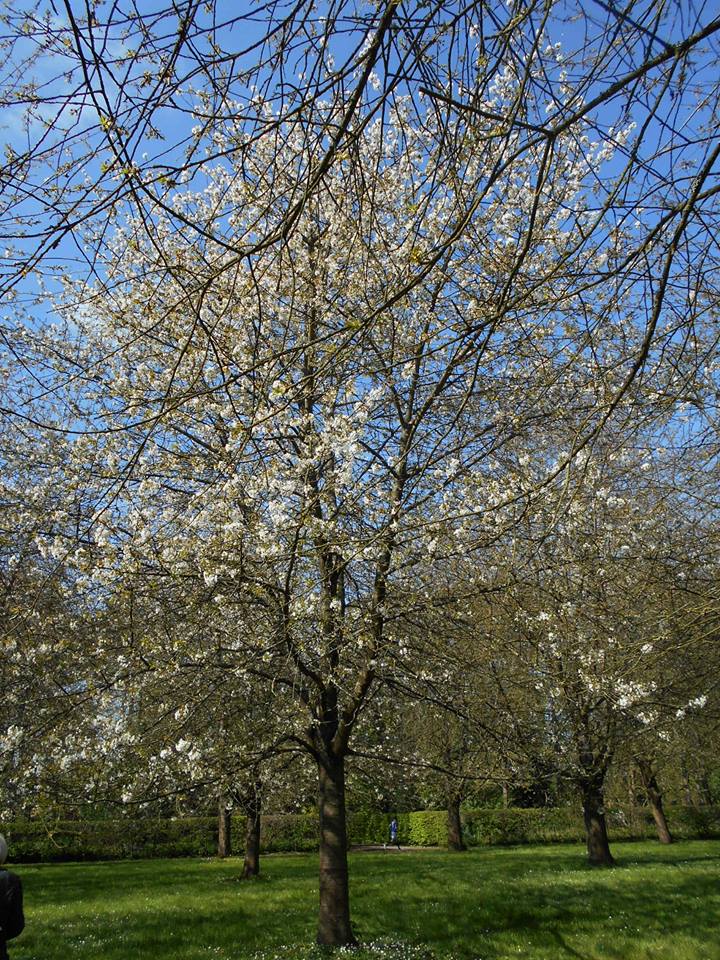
(8, 840), (720, 960)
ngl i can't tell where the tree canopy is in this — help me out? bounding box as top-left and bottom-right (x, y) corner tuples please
(2, 0), (720, 947)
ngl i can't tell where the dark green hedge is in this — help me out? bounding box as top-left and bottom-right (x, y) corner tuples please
(0, 816), (219, 863)
(259, 813), (318, 852)
(388, 805), (720, 847)
(2, 805), (718, 863)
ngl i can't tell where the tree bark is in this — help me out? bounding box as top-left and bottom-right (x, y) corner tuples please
(447, 794), (466, 851)
(636, 758), (672, 844)
(580, 774), (615, 866)
(680, 757), (693, 806)
(627, 766), (637, 806)
(242, 788), (262, 879)
(217, 794), (232, 858)
(317, 753), (354, 946)
(698, 770), (713, 806)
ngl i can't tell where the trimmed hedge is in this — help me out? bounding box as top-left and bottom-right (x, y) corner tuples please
(0, 816), (219, 863)
(259, 813), (317, 853)
(398, 805), (720, 847)
(2, 805), (719, 863)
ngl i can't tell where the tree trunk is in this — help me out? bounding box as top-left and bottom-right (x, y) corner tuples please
(636, 758), (672, 844)
(698, 770), (713, 806)
(317, 754), (354, 946)
(217, 795), (231, 858)
(447, 794), (466, 851)
(242, 788), (262, 879)
(502, 782), (509, 808)
(580, 774), (615, 866)
(680, 757), (693, 806)
(627, 766), (637, 806)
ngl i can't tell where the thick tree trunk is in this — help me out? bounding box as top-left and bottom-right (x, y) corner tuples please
(636, 758), (672, 844)
(317, 754), (354, 946)
(217, 795), (231, 858)
(242, 789), (262, 879)
(502, 782), (509, 808)
(447, 794), (466, 851)
(580, 774), (615, 866)
(648, 791), (673, 844)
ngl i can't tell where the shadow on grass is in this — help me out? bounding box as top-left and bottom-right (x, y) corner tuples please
(12, 841), (720, 960)
(550, 930), (595, 960)
(349, 842), (720, 959)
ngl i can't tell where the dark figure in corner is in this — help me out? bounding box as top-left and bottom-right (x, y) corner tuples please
(0, 835), (24, 960)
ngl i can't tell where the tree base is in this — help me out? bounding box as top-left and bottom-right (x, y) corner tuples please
(588, 854), (615, 867)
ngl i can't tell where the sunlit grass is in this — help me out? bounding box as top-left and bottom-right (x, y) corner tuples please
(11, 840), (720, 959)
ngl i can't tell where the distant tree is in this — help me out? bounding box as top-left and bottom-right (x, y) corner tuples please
(512, 439), (718, 865)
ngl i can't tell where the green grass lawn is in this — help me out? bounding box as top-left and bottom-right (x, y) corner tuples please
(9, 840), (720, 960)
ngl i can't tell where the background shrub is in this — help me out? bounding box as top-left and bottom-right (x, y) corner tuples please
(2, 805), (718, 863)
